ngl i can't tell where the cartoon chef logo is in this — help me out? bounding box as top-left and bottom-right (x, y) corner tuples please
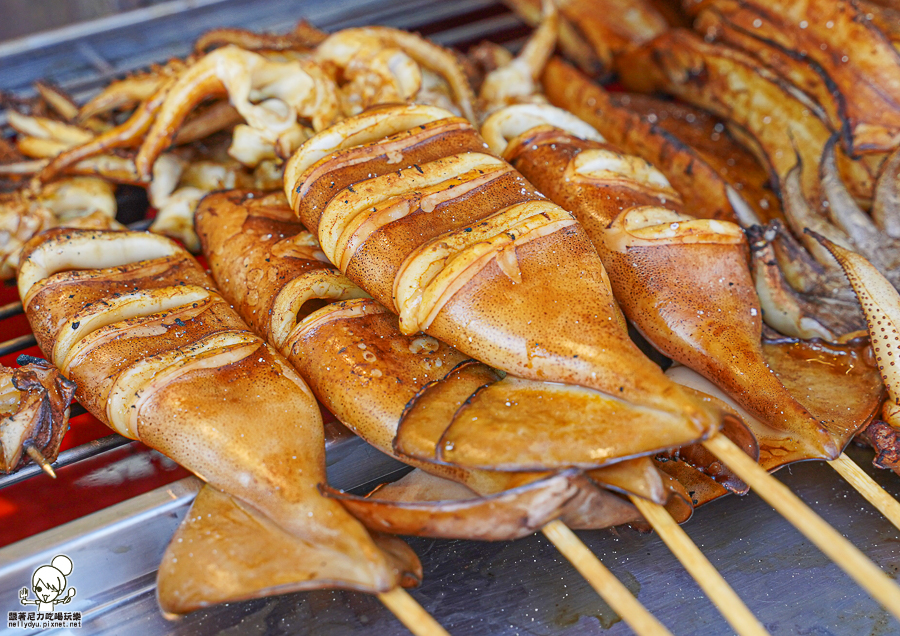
(8, 555), (81, 629)
(20, 555), (76, 611)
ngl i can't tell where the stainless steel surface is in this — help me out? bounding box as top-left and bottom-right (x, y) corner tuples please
(1, 445), (897, 635)
(0, 1), (899, 634)
(0, 433), (411, 636)
(0, 0), (504, 98)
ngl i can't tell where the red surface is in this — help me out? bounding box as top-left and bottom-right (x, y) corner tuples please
(0, 443), (191, 546)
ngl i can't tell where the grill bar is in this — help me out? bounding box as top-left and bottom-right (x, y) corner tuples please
(0, 435), (131, 490)
(0, 301), (22, 321)
(0, 0), (507, 102)
(0, 334), (36, 358)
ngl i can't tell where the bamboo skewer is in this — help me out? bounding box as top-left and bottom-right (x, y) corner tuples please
(542, 520), (674, 636)
(829, 453), (900, 532)
(703, 434), (900, 622)
(629, 496), (770, 636)
(24, 443), (56, 478)
(377, 588), (452, 636)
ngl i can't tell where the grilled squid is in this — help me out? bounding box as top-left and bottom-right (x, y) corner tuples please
(7, 111), (94, 151)
(476, 0), (558, 116)
(147, 154), (259, 252)
(315, 27), (476, 123)
(283, 103), (721, 471)
(196, 189), (696, 536)
(78, 59), (189, 121)
(0, 177), (119, 279)
(17, 228), (420, 615)
(491, 102), (881, 463)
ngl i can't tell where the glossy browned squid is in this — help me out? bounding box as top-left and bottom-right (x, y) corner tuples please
(17, 228), (419, 615)
(34, 77), (243, 184)
(485, 103), (882, 467)
(314, 27), (477, 123)
(0, 359), (75, 474)
(685, 0), (900, 155)
(194, 20), (326, 53)
(282, 103), (722, 472)
(196, 189), (696, 537)
(540, 58), (780, 226)
(77, 59), (189, 121)
(501, 0), (669, 79)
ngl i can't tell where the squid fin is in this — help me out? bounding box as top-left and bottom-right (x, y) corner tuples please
(157, 485), (421, 616)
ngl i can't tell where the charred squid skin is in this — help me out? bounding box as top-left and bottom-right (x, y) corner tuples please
(196, 189), (691, 526)
(496, 114), (842, 460)
(18, 227), (417, 610)
(288, 104), (722, 447)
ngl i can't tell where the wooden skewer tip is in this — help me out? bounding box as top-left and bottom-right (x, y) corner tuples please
(377, 587), (451, 636)
(541, 519), (674, 636)
(829, 452), (900, 532)
(629, 495), (769, 636)
(25, 444), (56, 479)
(703, 434), (900, 623)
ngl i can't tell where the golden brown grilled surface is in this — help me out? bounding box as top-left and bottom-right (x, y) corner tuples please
(502, 0), (669, 78)
(284, 104), (723, 471)
(502, 123), (845, 460)
(197, 189), (698, 532)
(497, 105), (887, 468)
(686, 0), (900, 155)
(17, 227), (418, 614)
(541, 58), (781, 225)
(616, 29), (878, 205)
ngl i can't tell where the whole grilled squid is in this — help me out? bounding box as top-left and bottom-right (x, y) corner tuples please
(485, 103), (883, 467)
(17, 228), (420, 615)
(282, 103), (722, 472)
(196, 189), (698, 536)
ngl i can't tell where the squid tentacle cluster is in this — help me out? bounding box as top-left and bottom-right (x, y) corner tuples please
(135, 45), (341, 179)
(0, 177), (120, 279)
(315, 26), (476, 123)
(0, 359), (76, 474)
